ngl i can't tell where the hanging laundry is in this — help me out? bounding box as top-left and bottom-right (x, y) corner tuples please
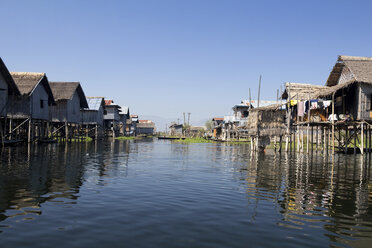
(297, 101), (305, 117)
(318, 100), (324, 108)
(323, 100), (331, 108)
(310, 99), (318, 109)
(290, 100), (297, 106)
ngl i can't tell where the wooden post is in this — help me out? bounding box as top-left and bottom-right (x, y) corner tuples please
(311, 125), (314, 152)
(345, 126), (348, 154)
(28, 119), (32, 143)
(368, 125), (371, 153)
(354, 125), (357, 155)
(279, 135), (282, 152)
(297, 125), (300, 152)
(361, 123), (364, 154)
(332, 93), (335, 156)
(65, 120), (68, 142)
(316, 126), (319, 151)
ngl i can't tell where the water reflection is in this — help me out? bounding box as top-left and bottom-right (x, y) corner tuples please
(0, 140), (132, 227)
(0, 140), (372, 247)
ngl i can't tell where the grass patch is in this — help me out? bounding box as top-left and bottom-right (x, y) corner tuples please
(174, 137), (214, 143)
(115, 136), (137, 140)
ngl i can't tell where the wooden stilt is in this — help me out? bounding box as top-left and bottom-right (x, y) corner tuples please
(345, 126), (348, 154)
(28, 119), (32, 143)
(279, 135), (282, 152)
(361, 123), (364, 155)
(354, 125), (357, 155)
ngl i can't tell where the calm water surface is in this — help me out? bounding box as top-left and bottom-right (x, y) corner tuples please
(0, 139), (372, 247)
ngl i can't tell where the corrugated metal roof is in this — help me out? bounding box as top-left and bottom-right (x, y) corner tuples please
(121, 106), (129, 114)
(87, 97), (104, 110)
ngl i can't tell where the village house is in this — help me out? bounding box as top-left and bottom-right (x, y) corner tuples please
(317, 55), (372, 121)
(7, 72), (55, 143)
(211, 117), (224, 139)
(104, 100), (121, 137)
(119, 106), (130, 136)
(81, 97), (105, 139)
(169, 123), (183, 136)
(49, 82), (88, 141)
(0, 58), (21, 143)
(130, 115), (139, 135)
(136, 120), (155, 135)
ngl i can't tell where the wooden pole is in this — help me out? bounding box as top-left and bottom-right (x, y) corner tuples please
(354, 125), (357, 155)
(361, 123), (364, 154)
(332, 93), (335, 156)
(345, 125), (348, 154)
(369, 125), (371, 153)
(28, 119), (32, 143)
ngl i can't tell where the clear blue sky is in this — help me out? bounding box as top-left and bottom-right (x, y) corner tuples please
(1, 0), (372, 125)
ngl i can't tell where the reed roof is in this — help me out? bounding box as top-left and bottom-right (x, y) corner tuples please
(249, 103), (284, 112)
(0, 58), (20, 95)
(10, 72), (55, 103)
(281, 82), (328, 101)
(49, 82), (88, 108)
(326, 55), (372, 87)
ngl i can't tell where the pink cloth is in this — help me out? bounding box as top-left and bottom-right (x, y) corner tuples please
(298, 101), (304, 117)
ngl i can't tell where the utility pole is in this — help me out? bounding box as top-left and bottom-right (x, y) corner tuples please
(188, 113), (190, 126)
(249, 88), (252, 109)
(183, 113), (186, 126)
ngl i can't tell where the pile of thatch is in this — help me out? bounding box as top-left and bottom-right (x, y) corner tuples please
(246, 104), (286, 136)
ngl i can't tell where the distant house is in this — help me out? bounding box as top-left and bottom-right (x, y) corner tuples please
(8, 72), (55, 121)
(104, 100), (121, 136)
(211, 117), (224, 139)
(81, 97), (105, 126)
(169, 123), (183, 136)
(119, 106), (130, 136)
(50, 82), (88, 124)
(130, 115), (139, 135)
(136, 120), (155, 135)
(189, 126), (206, 137)
(0, 58), (20, 118)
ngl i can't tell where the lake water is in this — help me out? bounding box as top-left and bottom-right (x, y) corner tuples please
(0, 139), (372, 247)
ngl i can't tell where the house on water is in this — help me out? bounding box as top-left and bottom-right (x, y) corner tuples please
(49, 82), (88, 141)
(119, 106), (130, 136)
(317, 55), (372, 121)
(104, 100), (121, 137)
(81, 97), (105, 139)
(136, 120), (155, 135)
(130, 115), (139, 136)
(169, 123), (183, 136)
(8, 72), (55, 143)
(0, 58), (21, 143)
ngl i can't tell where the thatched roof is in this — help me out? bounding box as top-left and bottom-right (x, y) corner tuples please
(49, 82), (88, 108)
(249, 103), (284, 112)
(281, 82), (328, 101)
(0, 58), (20, 95)
(10, 72), (55, 103)
(326, 55), (372, 87)
(316, 79), (358, 98)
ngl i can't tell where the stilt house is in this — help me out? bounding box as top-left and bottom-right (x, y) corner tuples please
(81, 97), (105, 126)
(316, 56), (372, 121)
(119, 106), (130, 136)
(49, 82), (88, 124)
(8, 72), (55, 121)
(0, 58), (20, 118)
(104, 100), (121, 137)
(136, 120), (155, 135)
